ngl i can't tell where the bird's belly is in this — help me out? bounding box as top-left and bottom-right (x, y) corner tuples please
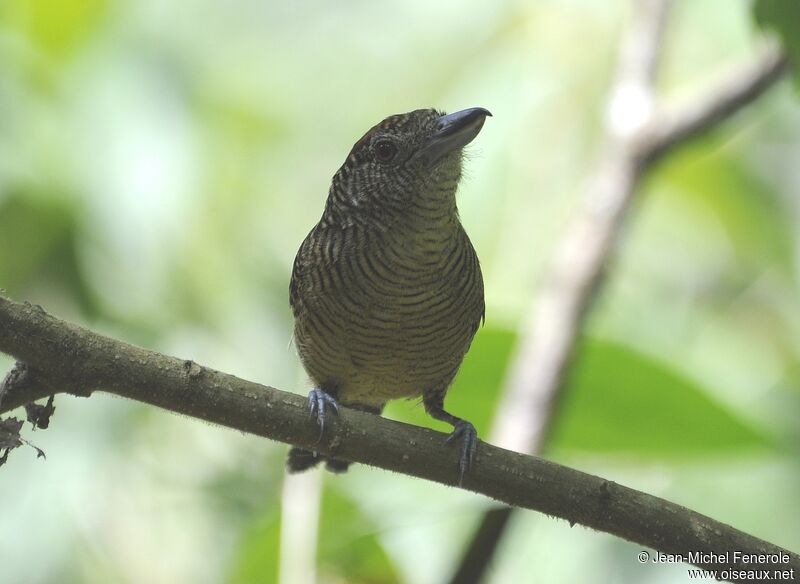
(344, 321), (467, 402)
(295, 280), (478, 407)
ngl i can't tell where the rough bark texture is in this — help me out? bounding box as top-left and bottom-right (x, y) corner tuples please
(0, 295), (797, 581)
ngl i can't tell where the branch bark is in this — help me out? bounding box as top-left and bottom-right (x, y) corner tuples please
(448, 2), (791, 581)
(0, 296), (798, 582)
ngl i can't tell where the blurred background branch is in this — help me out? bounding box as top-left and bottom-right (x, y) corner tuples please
(644, 46), (790, 164)
(448, 1), (792, 582)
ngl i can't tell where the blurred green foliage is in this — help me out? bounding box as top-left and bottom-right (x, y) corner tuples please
(385, 327), (515, 436)
(754, 0), (800, 86)
(0, 0), (108, 59)
(0, 1), (798, 583)
(230, 506), (281, 584)
(0, 191), (94, 312)
(317, 487), (400, 583)
(661, 144), (794, 274)
(552, 338), (772, 457)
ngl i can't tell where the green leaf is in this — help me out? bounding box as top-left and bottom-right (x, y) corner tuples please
(657, 143), (795, 276)
(550, 338), (774, 458)
(0, 191), (97, 315)
(317, 485), (400, 584)
(753, 0), (800, 87)
(384, 327), (516, 437)
(387, 325), (772, 460)
(227, 506), (281, 584)
(227, 481), (400, 584)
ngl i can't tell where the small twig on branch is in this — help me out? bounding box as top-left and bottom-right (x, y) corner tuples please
(0, 294), (797, 581)
(448, 2), (791, 582)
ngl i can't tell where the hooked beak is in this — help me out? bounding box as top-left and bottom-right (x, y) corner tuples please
(419, 107), (491, 165)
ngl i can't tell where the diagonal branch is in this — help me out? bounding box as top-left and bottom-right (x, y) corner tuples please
(490, 0), (673, 459)
(0, 294), (798, 582)
(642, 45), (790, 165)
(451, 3), (674, 581)
(448, 5), (791, 584)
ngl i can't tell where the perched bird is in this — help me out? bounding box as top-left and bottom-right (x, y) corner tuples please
(288, 107), (490, 479)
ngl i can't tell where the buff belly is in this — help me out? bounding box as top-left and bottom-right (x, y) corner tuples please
(294, 280), (478, 409)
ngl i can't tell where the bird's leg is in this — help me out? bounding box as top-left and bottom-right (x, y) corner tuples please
(423, 393), (478, 484)
(307, 388), (339, 442)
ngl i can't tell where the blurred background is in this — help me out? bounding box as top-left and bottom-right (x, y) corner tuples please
(0, 0), (798, 582)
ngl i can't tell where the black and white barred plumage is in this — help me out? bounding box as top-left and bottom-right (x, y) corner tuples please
(288, 108), (490, 478)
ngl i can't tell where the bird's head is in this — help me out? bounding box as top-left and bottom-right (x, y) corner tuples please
(326, 107), (491, 223)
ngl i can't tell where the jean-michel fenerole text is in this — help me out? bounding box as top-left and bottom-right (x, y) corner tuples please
(651, 550), (791, 567)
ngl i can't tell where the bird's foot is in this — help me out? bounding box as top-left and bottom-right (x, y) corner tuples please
(307, 388), (339, 442)
(445, 419), (478, 485)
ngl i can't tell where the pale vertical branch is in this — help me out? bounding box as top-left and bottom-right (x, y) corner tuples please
(279, 464), (322, 584)
(447, 2), (791, 583)
(492, 0), (671, 457)
(447, 7), (672, 582)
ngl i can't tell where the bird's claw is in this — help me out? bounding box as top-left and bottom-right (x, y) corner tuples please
(308, 388), (339, 442)
(446, 420), (478, 485)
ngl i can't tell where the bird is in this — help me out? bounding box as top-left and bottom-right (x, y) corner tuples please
(288, 107), (490, 480)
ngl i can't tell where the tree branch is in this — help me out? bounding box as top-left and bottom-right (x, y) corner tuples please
(489, 0), (672, 462)
(451, 3), (675, 581)
(642, 45), (791, 165)
(0, 295), (798, 581)
(449, 3), (792, 582)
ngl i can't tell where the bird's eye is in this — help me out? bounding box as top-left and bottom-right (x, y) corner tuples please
(374, 140), (398, 162)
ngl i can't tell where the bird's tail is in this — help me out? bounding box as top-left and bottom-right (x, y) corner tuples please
(286, 447), (351, 474)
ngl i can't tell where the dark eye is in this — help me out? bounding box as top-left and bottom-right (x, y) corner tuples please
(374, 140), (398, 162)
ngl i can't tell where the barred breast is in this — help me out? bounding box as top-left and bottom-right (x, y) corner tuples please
(290, 218), (484, 411)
